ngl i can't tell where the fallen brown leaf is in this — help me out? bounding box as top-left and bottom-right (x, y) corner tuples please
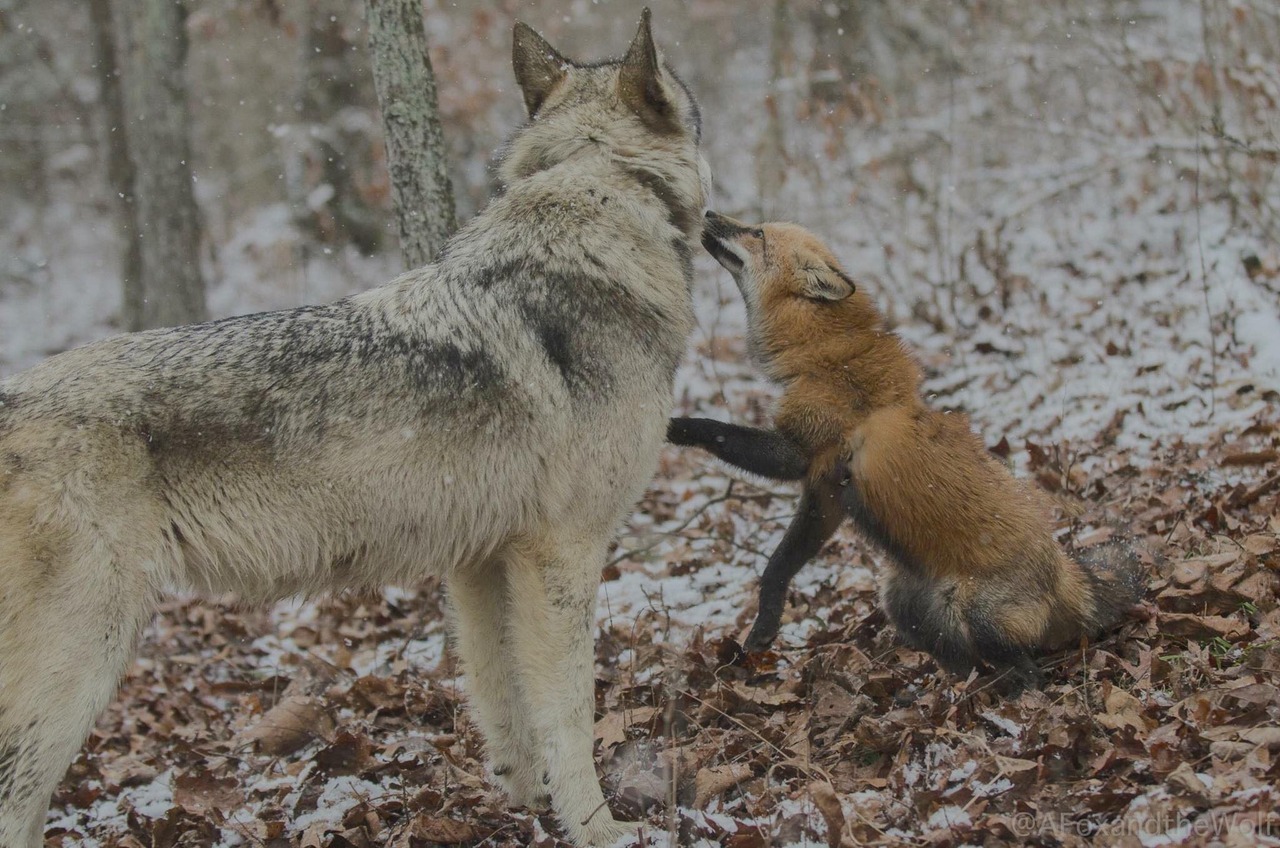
(410, 813), (490, 843)
(809, 780), (846, 848)
(238, 692), (334, 756)
(694, 762), (754, 808)
(172, 767), (242, 816)
(1158, 612), (1250, 640)
(1095, 686), (1155, 734)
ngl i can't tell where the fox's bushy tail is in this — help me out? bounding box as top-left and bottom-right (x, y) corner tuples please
(1076, 538), (1146, 632)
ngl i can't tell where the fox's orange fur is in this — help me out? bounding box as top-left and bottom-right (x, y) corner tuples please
(682, 213), (1144, 689)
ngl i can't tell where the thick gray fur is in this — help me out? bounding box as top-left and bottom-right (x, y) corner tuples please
(0, 10), (708, 846)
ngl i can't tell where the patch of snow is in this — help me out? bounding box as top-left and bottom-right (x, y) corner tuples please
(47, 770), (175, 843)
(927, 805), (973, 830)
(1237, 309), (1280, 392)
(980, 711), (1024, 738)
(286, 773), (389, 831)
(974, 777), (1014, 797)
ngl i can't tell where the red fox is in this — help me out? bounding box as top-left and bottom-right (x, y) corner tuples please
(670, 211), (1144, 691)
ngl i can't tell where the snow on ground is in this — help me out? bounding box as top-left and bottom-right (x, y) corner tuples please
(604, 182), (1278, 651)
(8, 158), (1279, 845)
(5, 13), (1279, 842)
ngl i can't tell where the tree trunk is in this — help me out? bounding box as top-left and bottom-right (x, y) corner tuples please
(114, 0), (207, 330)
(809, 0), (870, 106)
(366, 0), (457, 269)
(89, 0), (143, 327)
(289, 0), (385, 256)
(756, 0), (790, 219)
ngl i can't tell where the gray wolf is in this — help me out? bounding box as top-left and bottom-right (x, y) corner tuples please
(0, 11), (707, 846)
(669, 212), (1142, 692)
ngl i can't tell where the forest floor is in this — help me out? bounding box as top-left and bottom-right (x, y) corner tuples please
(40, 413), (1280, 848)
(29, 225), (1280, 846)
(4, 3), (1278, 844)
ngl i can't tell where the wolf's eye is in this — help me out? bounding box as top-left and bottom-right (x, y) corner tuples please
(751, 228), (764, 239)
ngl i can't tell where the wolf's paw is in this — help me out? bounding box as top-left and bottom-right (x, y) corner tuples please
(573, 816), (641, 847)
(492, 763), (551, 811)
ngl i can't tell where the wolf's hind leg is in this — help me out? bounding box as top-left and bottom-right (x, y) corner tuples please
(505, 535), (632, 847)
(447, 558), (547, 809)
(0, 543), (153, 848)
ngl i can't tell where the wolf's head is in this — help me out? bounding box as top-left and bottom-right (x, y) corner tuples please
(499, 9), (710, 237)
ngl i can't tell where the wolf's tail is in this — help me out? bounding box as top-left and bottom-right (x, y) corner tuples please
(1075, 538), (1147, 632)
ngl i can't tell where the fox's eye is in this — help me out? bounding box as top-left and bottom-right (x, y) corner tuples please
(751, 228), (764, 239)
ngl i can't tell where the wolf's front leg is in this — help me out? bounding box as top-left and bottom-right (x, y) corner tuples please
(0, 546), (154, 848)
(505, 535), (634, 847)
(668, 416), (809, 480)
(447, 560), (547, 809)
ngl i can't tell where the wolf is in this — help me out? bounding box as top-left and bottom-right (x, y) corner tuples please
(670, 213), (1143, 692)
(0, 11), (707, 846)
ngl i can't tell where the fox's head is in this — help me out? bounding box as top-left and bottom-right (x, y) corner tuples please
(500, 9), (710, 236)
(702, 211), (881, 378)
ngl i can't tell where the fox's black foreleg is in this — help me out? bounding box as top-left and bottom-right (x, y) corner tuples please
(744, 484), (844, 651)
(667, 417), (808, 481)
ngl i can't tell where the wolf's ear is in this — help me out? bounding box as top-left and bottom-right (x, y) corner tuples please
(618, 8), (678, 132)
(800, 264), (855, 301)
(513, 22), (568, 117)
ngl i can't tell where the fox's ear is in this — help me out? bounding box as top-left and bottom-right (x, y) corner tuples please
(800, 265), (855, 301)
(618, 8), (678, 132)
(513, 21), (568, 117)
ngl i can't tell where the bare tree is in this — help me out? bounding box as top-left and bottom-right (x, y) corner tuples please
(366, 0), (457, 268)
(287, 0), (385, 256)
(89, 0), (143, 326)
(806, 1), (959, 119)
(808, 0), (871, 108)
(113, 0), (207, 330)
(756, 0), (790, 219)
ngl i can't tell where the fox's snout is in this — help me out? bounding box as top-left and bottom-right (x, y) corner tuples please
(702, 210), (760, 273)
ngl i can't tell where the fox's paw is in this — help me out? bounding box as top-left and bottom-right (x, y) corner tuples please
(993, 655), (1044, 697)
(743, 604), (785, 653)
(744, 620), (781, 653)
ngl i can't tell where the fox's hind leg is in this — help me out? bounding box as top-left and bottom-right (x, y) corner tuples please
(965, 607), (1044, 694)
(881, 567), (979, 677)
(504, 533), (633, 847)
(448, 556), (547, 809)
(745, 483), (844, 652)
(0, 532), (154, 848)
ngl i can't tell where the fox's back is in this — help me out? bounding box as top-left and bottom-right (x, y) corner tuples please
(848, 404), (1059, 581)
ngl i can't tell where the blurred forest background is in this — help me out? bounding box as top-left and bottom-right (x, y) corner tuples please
(2, 0), (1277, 378)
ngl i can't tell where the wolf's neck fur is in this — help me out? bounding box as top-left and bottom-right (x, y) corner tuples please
(497, 125), (705, 242)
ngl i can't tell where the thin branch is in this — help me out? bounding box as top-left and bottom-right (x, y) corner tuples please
(607, 481), (737, 568)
